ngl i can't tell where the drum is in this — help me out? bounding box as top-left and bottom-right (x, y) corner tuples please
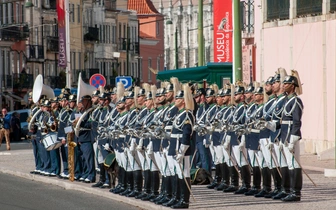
(42, 133), (62, 151)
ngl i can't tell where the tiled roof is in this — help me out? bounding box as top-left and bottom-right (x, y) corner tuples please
(128, 0), (160, 15)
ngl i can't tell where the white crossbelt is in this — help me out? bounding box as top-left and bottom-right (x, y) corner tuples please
(171, 134), (183, 138)
(282, 120), (293, 125)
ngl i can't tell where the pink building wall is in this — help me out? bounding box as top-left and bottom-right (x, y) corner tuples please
(254, 15), (336, 154)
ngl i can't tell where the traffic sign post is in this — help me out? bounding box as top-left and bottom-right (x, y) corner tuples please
(115, 76), (133, 89)
(89, 74), (106, 88)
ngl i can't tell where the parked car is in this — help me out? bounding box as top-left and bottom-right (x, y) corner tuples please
(7, 109), (31, 139)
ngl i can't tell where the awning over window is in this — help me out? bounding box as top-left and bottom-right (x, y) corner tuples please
(156, 62), (233, 86)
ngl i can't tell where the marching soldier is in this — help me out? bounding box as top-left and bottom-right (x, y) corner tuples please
(244, 85), (263, 196)
(49, 97), (61, 177)
(264, 68), (288, 199)
(280, 70), (304, 202)
(135, 86), (157, 199)
(170, 84), (195, 209)
(229, 82), (251, 194)
(92, 92), (113, 188)
(193, 88), (212, 173)
(254, 76), (277, 198)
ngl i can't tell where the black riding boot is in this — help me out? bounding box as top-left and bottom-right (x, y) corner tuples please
(235, 165), (251, 194)
(207, 164), (221, 189)
(255, 167), (272, 197)
(163, 175), (180, 207)
(265, 168), (282, 198)
(223, 166), (239, 192)
(215, 163), (230, 191)
(282, 168), (302, 202)
(151, 176), (166, 202)
(135, 170), (151, 199)
(245, 167), (261, 195)
(141, 171), (160, 201)
(127, 170), (143, 197)
(112, 167), (126, 194)
(273, 167), (290, 199)
(171, 178), (191, 209)
(120, 171), (134, 196)
(92, 163), (105, 187)
(156, 176), (173, 204)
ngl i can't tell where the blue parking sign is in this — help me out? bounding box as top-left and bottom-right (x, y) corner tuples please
(115, 76), (133, 89)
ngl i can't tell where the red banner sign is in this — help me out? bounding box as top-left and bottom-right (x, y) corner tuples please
(213, 0), (233, 63)
(57, 0), (67, 68)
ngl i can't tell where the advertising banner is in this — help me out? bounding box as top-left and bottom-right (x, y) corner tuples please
(57, 0), (67, 68)
(213, 0), (233, 63)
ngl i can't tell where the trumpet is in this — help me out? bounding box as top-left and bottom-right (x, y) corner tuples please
(254, 118), (267, 130)
(193, 123), (208, 136)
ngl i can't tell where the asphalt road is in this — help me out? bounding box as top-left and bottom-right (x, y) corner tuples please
(0, 140), (33, 152)
(0, 172), (142, 210)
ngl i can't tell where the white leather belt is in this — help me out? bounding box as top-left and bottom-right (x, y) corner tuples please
(171, 134), (183, 138)
(282, 120), (293, 125)
(250, 129), (260, 133)
(119, 135), (126, 138)
(165, 125), (172, 130)
(214, 129), (221, 132)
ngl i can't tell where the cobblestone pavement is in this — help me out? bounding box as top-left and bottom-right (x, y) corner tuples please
(1, 150), (336, 210)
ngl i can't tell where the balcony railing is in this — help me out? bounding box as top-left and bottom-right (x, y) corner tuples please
(46, 36), (59, 52)
(84, 27), (99, 42)
(297, 0), (322, 17)
(26, 45), (44, 61)
(105, 0), (117, 11)
(118, 38), (139, 54)
(331, 0), (336, 13)
(240, 0), (254, 34)
(0, 24), (29, 41)
(266, 0), (290, 21)
(12, 73), (34, 89)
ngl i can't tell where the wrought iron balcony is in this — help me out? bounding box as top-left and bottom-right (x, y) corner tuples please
(0, 24), (29, 41)
(26, 45), (44, 61)
(266, 0), (290, 21)
(84, 27), (99, 42)
(12, 73), (34, 89)
(118, 38), (139, 54)
(46, 36), (59, 52)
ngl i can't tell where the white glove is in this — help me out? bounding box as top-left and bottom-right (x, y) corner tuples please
(266, 142), (274, 150)
(223, 135), (231, 150)
(288, 135), (300, 153)
(176, 153), (184, 163)
(176, 144), (189, 164)
(130, 138), (136, 152)
(265, 121), (276, 132)
(103, 143), (110, 151)
(238, 135), (246, 151)
(203, 139), (209, 148)
(136, 138), (143, 151)
(147, 141), (153, 155)
(279, 142), (284, 151)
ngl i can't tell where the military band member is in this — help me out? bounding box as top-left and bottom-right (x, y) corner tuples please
(280, 70), (304, 202)
(170, 84), (195, 209)
(57, 93), (72, 179)
(49, 97), (61, 177)
(75, 95), (95, 183)
(90, 90), (102, 174)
